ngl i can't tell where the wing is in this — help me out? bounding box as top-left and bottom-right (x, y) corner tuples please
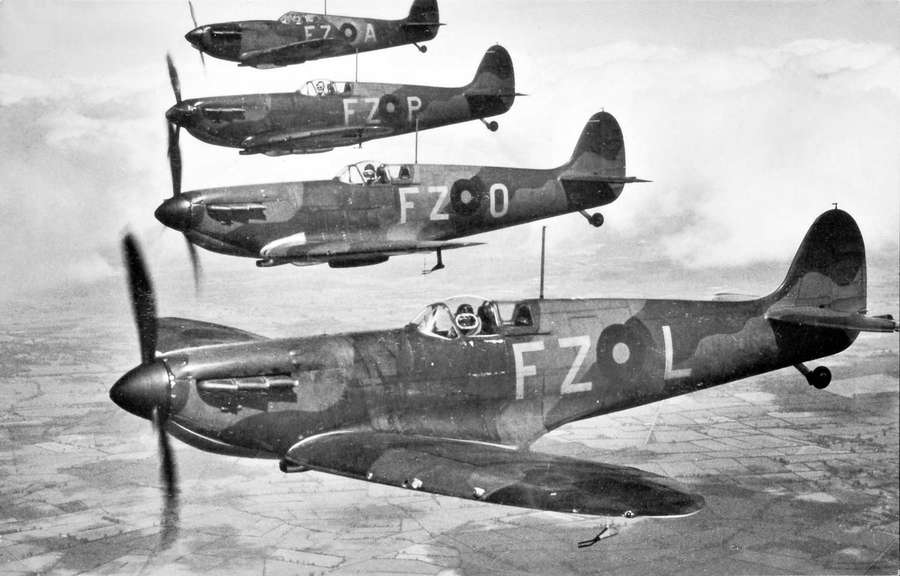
(240, 125), (394, 155)
(156, 317), (266, 353)
(766, 306), (898, 332)
(284, 432), (704, 518)
(260, 237), (483, 262)
(239, 37), (346, 67)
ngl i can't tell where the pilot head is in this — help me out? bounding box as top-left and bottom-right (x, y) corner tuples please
(363, 163), (376, 184)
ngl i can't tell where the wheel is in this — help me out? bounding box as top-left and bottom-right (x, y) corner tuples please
(419, 45), (428, 53)
(809, 366), (831, 389)
(589, 213), (604, 227)
(487, 121), (498, 132)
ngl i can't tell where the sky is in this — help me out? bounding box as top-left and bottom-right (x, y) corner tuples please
(1, 0), (898, 299)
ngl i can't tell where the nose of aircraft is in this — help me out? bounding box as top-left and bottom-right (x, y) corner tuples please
(185, 26), (208, 49)
(155, 196), (193, 231)
(165, 102), (194, 127)
(110, 362), (173, 420)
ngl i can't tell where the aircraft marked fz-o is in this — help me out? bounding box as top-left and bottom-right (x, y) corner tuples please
(112, 209), (898, 527)
(155, 111), (645, 271)
(164, 45), (517, 156)
(184, 0), (441, 69)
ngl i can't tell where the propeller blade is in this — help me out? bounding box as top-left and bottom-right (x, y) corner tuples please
(152, 407), (179, 499)
(166, 53), (182, 104)
(199, 50), (206, 71)
(184, 234), (202, 293)
(122, 234), (158, 365)
(187, 0), (199, 29)
(167, 121), (182, 198)
(152, 406), (180, 549)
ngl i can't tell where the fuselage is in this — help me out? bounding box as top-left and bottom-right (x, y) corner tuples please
(151, 295), (856, 459)
(187, 13), (437, 68)
(165, 82), (511, 154)
(156, 163), (623, 262)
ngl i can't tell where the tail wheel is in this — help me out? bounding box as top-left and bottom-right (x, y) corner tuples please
(590, 213), (604, 227)
(810, 366), (831, 389)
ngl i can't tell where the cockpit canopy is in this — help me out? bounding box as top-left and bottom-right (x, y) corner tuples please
(411, 295), (537, 340)
(278, 12), (322, 25)
(335, 161), (415, 185)
(299, 79), (353, 97)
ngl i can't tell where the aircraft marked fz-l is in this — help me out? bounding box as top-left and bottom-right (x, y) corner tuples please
(112, 209), (898, 528)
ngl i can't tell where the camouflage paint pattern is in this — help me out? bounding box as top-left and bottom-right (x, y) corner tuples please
(186, 0), (440, 68)
(165, 44), (513, 155)
(156, 111), (628, 266)
(113, 210), (897, 516)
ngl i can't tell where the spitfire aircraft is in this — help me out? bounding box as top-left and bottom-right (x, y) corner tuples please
(184, 0), (441, 69)
(156, 110), (644, 274)
(113, 209), (897, 531)
(164, 44), (517, 156)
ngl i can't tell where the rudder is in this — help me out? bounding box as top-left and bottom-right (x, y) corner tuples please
(466, 45), (516, 117)
(564, 111), (626, 177)
(403, 0), (440, 42)
(768, 209), (866, 313)
(406, 0), (439, 24)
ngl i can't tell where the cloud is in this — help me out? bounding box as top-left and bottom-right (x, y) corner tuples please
(0, 33), (896, 299)
(519, 39), (900, 268)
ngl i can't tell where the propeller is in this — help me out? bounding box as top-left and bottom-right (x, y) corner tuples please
(121, 234), (180, 547)
(166, 53), (182, 105)
(164, 55), (202, 291)
(187, 0), (207, 69)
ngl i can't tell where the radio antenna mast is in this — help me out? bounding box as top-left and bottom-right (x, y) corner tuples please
(539, 226), (547, 299)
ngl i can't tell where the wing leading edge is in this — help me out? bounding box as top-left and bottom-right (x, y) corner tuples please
(284, 432), (705, 518)
(239, 37), (345, 67)
(260, 238), (483, 262)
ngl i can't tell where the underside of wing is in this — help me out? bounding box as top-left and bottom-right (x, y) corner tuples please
(241, 125), (394, 155)
(156, 317), (267, 353)
(766, 306), (899, 332)
(284, 432), (704, 518)
(239, 37), (345, 66)
(260, 238), (483, 262)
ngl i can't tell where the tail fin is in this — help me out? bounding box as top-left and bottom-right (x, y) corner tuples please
(556, 112), (647, 206)
(464, 45), (516, 117)
(769, 209), (866, 312)
(406, 0), (439, 24)
(403, 0), (440, 41)
(765, 209), (897, 332)
(564, 112), (625, 178)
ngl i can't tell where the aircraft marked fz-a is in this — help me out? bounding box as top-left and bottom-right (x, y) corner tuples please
(155, 111), (646, 271)
(184, 0), (441, 69)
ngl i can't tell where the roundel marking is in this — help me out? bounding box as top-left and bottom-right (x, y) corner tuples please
(596, 321), (651, 384)
(340, 23), (357, 42)
(378, 94), (404, 124)
(450, 178), (485, 217)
